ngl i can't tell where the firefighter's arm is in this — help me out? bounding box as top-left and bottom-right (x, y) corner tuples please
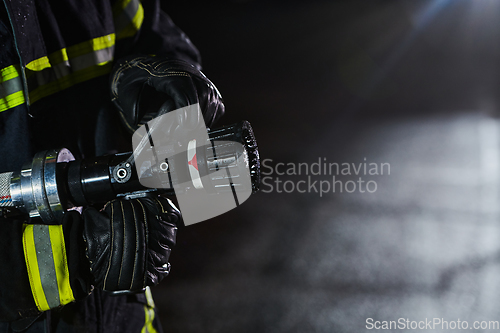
(0, 196), (178, 323)
(113, 0), (202, 68)
(111, 1), (224, 133)
(0, 216), (88, 322)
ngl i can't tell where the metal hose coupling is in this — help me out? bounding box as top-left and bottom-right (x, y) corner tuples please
(9, 148), (75, 224)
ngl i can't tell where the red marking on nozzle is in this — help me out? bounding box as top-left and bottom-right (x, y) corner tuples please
(188, 154), (198, 171)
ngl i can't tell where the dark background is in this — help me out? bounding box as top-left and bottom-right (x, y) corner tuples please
(153, 1), (500, 332)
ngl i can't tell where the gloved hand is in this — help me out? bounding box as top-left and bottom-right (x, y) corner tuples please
(82, 196), (179, 292)
(110, 55), (225, 133)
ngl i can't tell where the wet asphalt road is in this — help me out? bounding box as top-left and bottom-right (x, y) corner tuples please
(152, 1), (500, 332)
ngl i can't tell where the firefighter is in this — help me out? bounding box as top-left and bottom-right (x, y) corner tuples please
(0, 0), (224, 331)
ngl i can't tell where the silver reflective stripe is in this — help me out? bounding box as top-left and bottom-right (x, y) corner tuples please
(31, 71), (56, 89)
(0, 76), (23, 99)
(32, 225), (60, 309)
(114, 0), (140, 33)
(52, 61), (71, 81)
(69, 46), (115, 71)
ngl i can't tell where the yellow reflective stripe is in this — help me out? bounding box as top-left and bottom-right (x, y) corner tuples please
(0, 64), (21, 82)
(23, 33), (115, 103)
(0, 90), (25, 112)
(29, 62), (112, 104)
(22, 224), (75, 312)
(130, 3), (144, 34)
(48, 48), (69, 65)
(114, 0), (144, 40)
(26, 33), (115, 75)
(141, 305), (158, 333)
(67, 34), (115, 58)
(22, 225), (51, 311)
(49, 225), (74, 306)
(95, 34), (115, 50)
(26, 56), (51, 72)
(141, 287), (157, 333)
(0, 65), (26, 112)
(144, 286), (155, 308)
(121, 3), (144, 39)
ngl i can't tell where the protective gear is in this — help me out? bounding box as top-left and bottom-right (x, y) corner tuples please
(110, 55), (225, 134)
(22, 224), (78, 312)
(82, 196), (179, 292)
(0, 0), (202, 172)
(0, 0), (213, 331)
(0, 213), (91, 326)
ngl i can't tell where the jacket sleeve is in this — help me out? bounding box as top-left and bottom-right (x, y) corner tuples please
(113, 0), (202, 69)
(0, 215), (91, 322)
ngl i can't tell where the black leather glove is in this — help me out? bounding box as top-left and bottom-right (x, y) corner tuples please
(110, 55), (225, 133)
(82, 196), (179, 292)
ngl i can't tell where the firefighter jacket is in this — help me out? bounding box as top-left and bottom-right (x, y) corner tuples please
(0, 0), (200, 331)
